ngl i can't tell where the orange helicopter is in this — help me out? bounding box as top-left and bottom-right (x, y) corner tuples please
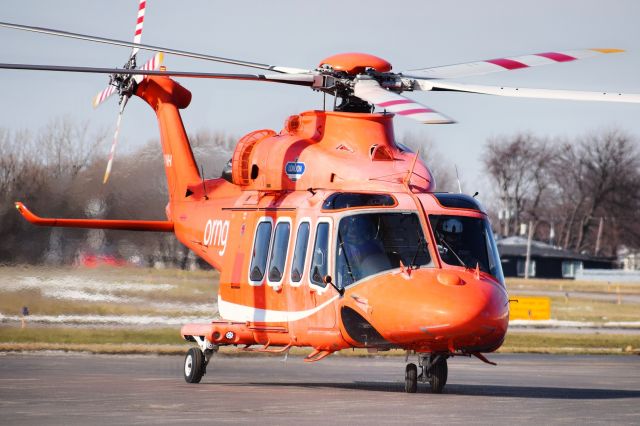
(3, 1), (640, 394)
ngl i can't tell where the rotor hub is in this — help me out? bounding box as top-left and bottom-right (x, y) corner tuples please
(319, 53), (392, 75)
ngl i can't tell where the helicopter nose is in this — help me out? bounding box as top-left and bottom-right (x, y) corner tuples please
(341, 269), (509, 352)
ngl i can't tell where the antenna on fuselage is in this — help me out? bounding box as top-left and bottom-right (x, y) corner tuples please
(455, 165), (462, 193)
(200, 165), (208, 200)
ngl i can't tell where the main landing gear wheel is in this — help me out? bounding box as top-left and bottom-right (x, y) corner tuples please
(406, 353), (449, 394)
(405, 363), (418, 393)
(184, 347), (205, 384)
(428, 355), (448, 394)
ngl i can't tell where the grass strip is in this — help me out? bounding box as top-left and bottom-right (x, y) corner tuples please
(1, 326), (638, 356)
(499, 332), (639, 354)
(0, 326), (183, 345)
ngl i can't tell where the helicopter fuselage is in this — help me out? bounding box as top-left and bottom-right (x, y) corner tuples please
(135, 75), (509, 359)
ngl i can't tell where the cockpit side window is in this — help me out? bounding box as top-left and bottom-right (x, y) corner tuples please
(429, 214), (504, 283)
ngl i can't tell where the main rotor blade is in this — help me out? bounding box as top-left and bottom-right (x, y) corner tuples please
(403, 49), (624, 80)
(354, 78), (454, 124)
(416, 80), (640, 104)
(0, 63), (316, 86)
(0, 21), (310, 74)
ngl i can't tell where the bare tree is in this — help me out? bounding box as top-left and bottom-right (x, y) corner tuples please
(483, 133), (556, 236)
(553, 129), (640, 254)
(38, 116), (108, 179)
(482, 128), (640, 256)
(0, 119), (108, 264)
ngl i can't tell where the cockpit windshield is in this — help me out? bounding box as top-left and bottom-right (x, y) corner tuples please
(429, 214), (504, 284)
(336, 212), (432, 288)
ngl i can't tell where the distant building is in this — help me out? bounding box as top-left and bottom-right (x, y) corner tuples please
(497, 236), (615, 279)
(618, 246), (640, 271)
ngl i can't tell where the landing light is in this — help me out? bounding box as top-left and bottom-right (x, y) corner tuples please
(437, 271), (464, 286)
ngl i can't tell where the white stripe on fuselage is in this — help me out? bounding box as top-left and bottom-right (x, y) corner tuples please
(218, 294), (339, 323)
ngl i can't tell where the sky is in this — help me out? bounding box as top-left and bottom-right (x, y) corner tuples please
(2, 0), (640, 199)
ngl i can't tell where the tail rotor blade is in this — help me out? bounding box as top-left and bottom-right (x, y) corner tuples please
(134, 52), (163, 83)
(93, 1), (149, 109)
(92, 85), (117, 108)
(354, 78), (455, 124)
(140, 52), (163, 71)
(103, 97), (129, 184)
(131, 0), (146, 59)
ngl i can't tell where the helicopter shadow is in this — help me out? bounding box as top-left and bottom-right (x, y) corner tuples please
(209, 381), (640, 399)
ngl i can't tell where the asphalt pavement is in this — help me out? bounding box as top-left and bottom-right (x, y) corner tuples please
(0, 352), (639, 425)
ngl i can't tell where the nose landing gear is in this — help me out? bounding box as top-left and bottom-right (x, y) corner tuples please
(183, 336), (218, 384)
(184, 347), (206, 383)
(404, 353), (448, 393)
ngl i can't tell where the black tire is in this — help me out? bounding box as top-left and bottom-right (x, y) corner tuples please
(429, 356), (448, 394)
(405, 363), (418, 393)
(184, 347), (205, 384)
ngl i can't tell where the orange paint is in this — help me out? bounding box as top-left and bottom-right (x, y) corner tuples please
(319, 52), (392, 74)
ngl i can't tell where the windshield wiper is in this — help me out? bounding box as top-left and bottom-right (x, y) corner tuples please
(337, 231), (356, 285)
(410, 236), (427, 269)
(436, 231), (469, 269)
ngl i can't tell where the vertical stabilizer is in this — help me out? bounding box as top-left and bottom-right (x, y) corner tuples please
(135, 76), (200, 200)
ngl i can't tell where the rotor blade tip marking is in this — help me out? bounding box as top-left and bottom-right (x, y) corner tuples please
(378, 99), (413, 107)
(590, 48), (624, 54)
(397, 108), (435, 116)
(486, 58), (528, 70)
(535, 52), (576, 62)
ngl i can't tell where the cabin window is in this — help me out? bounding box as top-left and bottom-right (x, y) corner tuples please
(310, 222), (330, 287)
(267, 222), (290, 283)
(336, 212), (431, 288)
(291, 222), (310, 283)
(249, 221), (272, 283)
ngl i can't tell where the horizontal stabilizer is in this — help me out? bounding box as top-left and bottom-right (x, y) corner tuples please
(15, 202), (173, 232)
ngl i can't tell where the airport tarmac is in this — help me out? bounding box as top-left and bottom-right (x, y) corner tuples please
(0, 352), (638, 425)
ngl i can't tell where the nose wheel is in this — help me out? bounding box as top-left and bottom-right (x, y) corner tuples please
(184, 347), (207, 383)
(183, 336), (218, 384)
(404, 354), (448, 393)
